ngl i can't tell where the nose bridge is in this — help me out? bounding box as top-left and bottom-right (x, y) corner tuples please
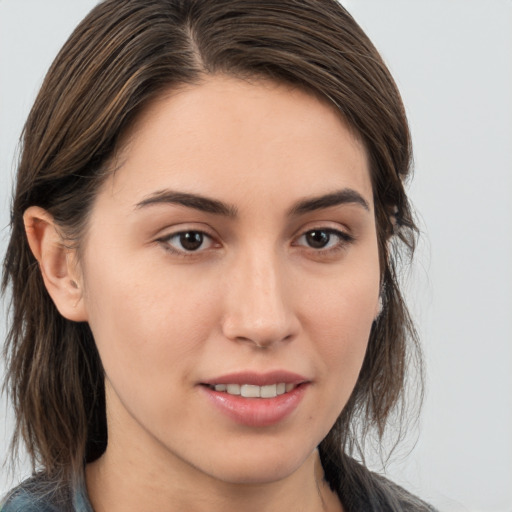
(222, 243), (296, 347)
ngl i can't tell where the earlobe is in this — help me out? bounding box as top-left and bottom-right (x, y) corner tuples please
(23, 206), (88, 322)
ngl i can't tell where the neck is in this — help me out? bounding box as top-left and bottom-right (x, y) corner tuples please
(86, 445), (342, 512)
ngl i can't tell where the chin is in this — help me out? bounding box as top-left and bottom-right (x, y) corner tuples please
(200, 443), (316, 486)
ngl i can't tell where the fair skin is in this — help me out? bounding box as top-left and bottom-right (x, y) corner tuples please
(25, 75), (380, 512)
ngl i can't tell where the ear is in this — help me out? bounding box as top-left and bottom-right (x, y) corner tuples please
(24, 206), (88, 322)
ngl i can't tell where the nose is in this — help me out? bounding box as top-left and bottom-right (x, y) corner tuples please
(221, 250), (299, 349)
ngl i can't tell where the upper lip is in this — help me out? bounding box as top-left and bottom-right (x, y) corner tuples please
(201, 370), (309, 387)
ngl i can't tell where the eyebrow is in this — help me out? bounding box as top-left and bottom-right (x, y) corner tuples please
(134, 187), (369, 217)
(135, 190), (238, 217)
(287, 188), (370, 216)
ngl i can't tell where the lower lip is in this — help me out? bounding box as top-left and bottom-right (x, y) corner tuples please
(200, 384), (308, 427)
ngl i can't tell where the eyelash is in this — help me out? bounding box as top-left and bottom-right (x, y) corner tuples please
(157, 227), (355, 257)
(293, 228), (355, 255)
(157, 230), (218, 257)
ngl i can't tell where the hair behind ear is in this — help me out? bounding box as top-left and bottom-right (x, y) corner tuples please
(3, 207), (105, 482)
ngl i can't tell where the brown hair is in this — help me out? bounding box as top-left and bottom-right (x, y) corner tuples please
(2, 0), (421, 496)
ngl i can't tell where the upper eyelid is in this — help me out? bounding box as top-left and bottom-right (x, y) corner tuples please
(155, 223), (216, 242)
(292, 220), (352, 239)
(159, 229), (217, 245)
(294, 227), (354, 244)
(160, 230), (214, 242)
(156, 223), (217, 239)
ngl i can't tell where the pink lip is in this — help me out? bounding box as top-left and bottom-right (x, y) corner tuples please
(201, 370), (308, 387)
(199, 371), (310, 427)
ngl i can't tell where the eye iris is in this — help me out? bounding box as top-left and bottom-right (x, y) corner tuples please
(306, 230), (330, 248)
(179, 231), (203, 251)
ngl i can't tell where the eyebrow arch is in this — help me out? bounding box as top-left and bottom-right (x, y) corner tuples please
(287, 188), (370, 216)
(135, 190), (238, 217)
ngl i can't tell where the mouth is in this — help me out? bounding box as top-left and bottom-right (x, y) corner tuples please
(199, 371), (309, 426)
(203, 382), (299, 398)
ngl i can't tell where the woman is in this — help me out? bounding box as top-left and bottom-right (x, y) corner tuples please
(1, 1), (433, 510)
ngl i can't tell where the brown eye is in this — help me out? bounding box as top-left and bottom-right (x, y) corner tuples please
(161, 230), (215, 254)
(295, 228), (354, 252)
(305, 230), (331, 249)
(179, 231), (204, 251)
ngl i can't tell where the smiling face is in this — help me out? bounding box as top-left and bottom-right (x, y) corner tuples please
(78, 75), (380, 486)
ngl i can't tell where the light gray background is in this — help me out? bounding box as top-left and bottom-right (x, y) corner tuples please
(1, 1), (511, 510)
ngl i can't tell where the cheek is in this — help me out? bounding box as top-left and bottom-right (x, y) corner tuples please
(313, 291), (375, 379)
(81, 256), (219, 403)
(299, 256), (380, 409)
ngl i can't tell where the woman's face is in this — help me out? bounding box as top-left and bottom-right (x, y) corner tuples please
(79, 75), (380, 484)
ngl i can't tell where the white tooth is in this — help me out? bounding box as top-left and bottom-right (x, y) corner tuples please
(285, 383), (295, 392)
(226, 384), (241, 395)
(214, 384), (227, 392)
(260, 384), (277, 398)
(241, 384), (260, 398)
(276, 383), (286, 395)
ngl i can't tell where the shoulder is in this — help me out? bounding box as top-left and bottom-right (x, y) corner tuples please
(330, 456), (438, 512)
(1, 474), (73, 512)
(370, 472), (438, 512)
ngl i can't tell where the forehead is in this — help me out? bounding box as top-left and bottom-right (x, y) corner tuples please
(104, 75), (372, 211)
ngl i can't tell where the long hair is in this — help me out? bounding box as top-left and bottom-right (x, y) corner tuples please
(2, 0), (421, 493)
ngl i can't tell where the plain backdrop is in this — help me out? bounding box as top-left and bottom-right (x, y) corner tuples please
(1, 1), (511, 511)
